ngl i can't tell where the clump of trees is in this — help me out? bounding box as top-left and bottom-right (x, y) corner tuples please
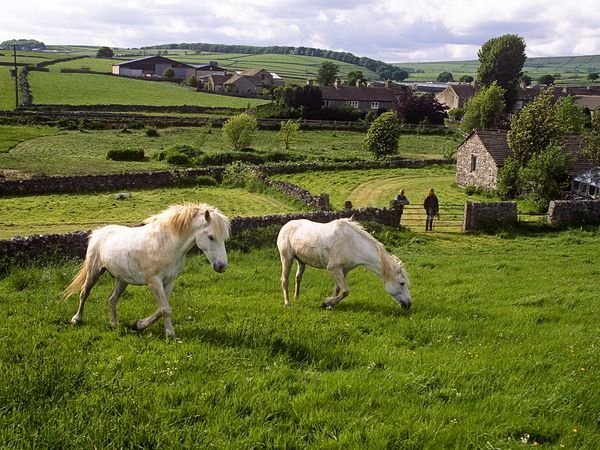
(0, 39), (45, 50)
(396, 86), (447, 125)
(96, 46), (114, 58)
(459, 81), (506, 133)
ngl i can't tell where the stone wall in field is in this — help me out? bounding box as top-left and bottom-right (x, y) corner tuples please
(463, 201), (517, 231)
(0, 208), (400, 265)
(546, 199), (600, 226)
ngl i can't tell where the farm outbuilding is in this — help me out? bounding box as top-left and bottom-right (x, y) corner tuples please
(112, 55), (197, 79)
(456, 129), (595, 190)
(571, 167), (600, 198)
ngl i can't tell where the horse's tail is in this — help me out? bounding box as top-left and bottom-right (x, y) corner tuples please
(62, 263), (87, 299)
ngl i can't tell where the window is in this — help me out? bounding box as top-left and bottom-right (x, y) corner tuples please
(470, 155), (477, 172)
(348, 100), (359, 108)
(322, 100), (330, 108)
(370, 101), (379, 109)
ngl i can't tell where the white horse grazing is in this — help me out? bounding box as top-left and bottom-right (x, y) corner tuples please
(63, 203), (231, 337)
(277, 218), (411, 309)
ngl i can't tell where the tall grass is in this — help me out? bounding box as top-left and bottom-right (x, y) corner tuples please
(0, 226), (598, 448)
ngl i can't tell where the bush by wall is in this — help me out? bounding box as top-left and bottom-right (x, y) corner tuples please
(106, 148), (145, 161)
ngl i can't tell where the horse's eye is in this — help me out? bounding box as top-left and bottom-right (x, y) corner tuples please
(208, 235), (214, 241)
(400, 282), (405, 287)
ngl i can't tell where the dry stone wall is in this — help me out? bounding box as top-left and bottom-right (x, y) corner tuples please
(547, 200), (600, 226)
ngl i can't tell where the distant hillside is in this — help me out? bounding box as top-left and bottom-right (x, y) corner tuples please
(393, 55), (600, 85)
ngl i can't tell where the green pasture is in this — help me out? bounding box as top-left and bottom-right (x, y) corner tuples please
(0, 125), (61, 153)
(0, 186), (307, 240)
(273, 165), (481, 210)
(0, 126), (459, 177)
(0, 225), (598, 448)
(49, 57), (120, 73)
(27, 71), (270, 107)
(0, 68), (15, 110)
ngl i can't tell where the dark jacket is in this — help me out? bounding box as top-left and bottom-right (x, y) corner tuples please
(423, 194), (439, 213)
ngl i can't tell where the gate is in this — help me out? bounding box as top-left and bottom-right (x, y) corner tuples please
(395, 203), (464, 232)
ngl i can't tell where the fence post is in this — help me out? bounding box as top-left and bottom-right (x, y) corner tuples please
(462, 201), (472, 231)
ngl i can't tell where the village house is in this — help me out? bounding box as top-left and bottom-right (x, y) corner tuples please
(320, 79), (397, 113)
(435, 82), (477, 110)
(455, 129), (595, 190)
(222, 68), (284, 96)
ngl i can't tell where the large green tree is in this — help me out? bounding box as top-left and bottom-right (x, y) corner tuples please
(221, 113), (258, 151)
(554, 96), (589, 133)
(506, 86), (563, 166)
(96, 46), (114, 58)
(459, 81), (506, 133)
(476, 34), (526, 110)
(316, 61), (339, 86)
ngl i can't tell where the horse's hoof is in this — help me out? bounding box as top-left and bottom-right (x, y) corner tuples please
(70, 317), (81, 326)
(129, 321), (142, 331)
(320, 302), (333, 309)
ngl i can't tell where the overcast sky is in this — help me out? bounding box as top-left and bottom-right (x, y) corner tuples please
(2, 0), (599, 63)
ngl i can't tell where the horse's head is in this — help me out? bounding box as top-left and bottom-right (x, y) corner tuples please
(194, 209), (231, 273)
(384, 257), (411, 310)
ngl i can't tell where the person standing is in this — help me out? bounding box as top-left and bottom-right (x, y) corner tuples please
(393, 189), (410, 225)
(423, 188), (439, 231)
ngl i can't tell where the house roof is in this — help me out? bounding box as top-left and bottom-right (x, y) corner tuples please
(573, 95), (600, 111)
(460, 129), (595, 176)
(321, 86), (397, 102)
(207, 74), (231, 84)
(573, 166), (600, 187)
(193, 63), (227, 71)
(238, 68), (270, 77)
(447, 83), (477, 98)
(113, 55), (195, 69)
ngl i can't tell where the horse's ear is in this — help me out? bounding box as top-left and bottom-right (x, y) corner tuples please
(204, 209), (211, 223)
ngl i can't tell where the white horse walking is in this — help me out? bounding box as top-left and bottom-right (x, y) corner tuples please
(277, 218), (411, 309)
(63, 203), (231, 337)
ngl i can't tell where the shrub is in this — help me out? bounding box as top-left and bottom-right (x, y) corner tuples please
(363, 112), (401, 159)
(106, 148), (145, 161)
(221, 161), (265, 191)
(146, 128), (160, 137)
(221, 113), (258, 151)
(165, 151), (190, 165)
(155, 144), (203, 166)
(195, 176), (218, 186)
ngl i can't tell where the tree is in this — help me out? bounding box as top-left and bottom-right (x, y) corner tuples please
(279, 119), (301, 150)
(459, 81), (506, 133)
(587, 73), (599, 81)
(507, 86), (563, 166)
(347, 70), (365, 86)
(459, 75), (474, 83)
(163, 67), (175, 78)
(476, 34), (526, 110)
(538, 74), (555, 85)
(96, 46), (114, 58)
(316, 61), (339, 86)
(554, 96), (589, 133)
(437, 71), (454, 82)
(221, 113), (258, 151)
(396, 92), (447, 125)
(184, 75), (199, 88)
(519, 74), (532, 86)
(519, 143), (568, 209)
(580, 112), (600, 164)
(363, 112), (401, 159)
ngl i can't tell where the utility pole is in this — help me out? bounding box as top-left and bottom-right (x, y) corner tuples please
(13, 44), (19, 109)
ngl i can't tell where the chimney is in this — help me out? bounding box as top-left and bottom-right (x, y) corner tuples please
(334, 78), (342, 88)
(356, 79), (362, 88)
(385, 79), (392, 89)
(306, 79), (313, 86)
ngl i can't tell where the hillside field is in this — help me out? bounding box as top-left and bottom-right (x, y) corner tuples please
(0, 225), (598, 448)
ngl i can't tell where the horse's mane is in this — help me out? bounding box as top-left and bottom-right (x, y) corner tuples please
(340, 218), (408, 283)
(143, 203), (231, 239)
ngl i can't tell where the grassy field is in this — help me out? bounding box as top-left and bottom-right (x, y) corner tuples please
(0, 186), (307, 239)
(0, 225), (598, 448)
(0, 125), (62, 153)
(27, 71), (270, 107)
(0, 126), (460, 177)
(0, 67), (16, 110)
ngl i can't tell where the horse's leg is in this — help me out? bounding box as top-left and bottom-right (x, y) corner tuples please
(322, 268), (349, 308)
(293, 261), (306, 301)
(280, 253), (294, 307)
(132, 277), (175, 337)
(107, 279), (128, 328)
(71, 266), (104, 325)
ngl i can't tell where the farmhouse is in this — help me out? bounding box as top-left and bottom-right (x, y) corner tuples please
(456, 129), (595, 190)
(435, 82), (477, 110)
(112, 55), (197, 79)
(222, 68), (284, 96)
(321, 79), (397, 112)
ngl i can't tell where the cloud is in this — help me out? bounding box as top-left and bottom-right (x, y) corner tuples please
(1, 0), (599, 62)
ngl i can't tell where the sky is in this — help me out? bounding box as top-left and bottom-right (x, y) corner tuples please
(2, 0), (600, 63)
